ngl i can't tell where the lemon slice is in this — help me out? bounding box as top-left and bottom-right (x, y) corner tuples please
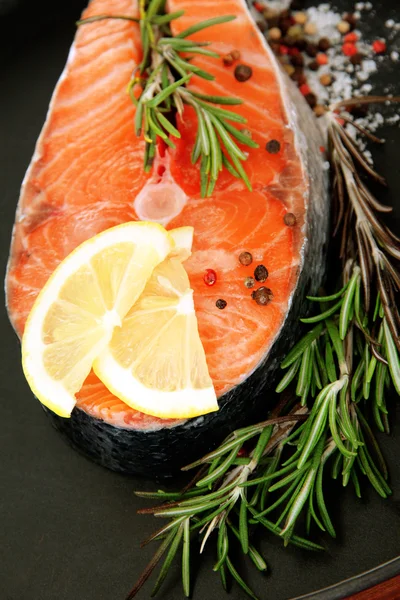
(94, 255), (218, 419)
(169, 226), (193, 262)
(22, 222), (172, 418)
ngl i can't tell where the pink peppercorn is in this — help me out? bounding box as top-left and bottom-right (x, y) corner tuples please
(204, 269), (217, 286)
(316, 52), (328, 65)
(372, 40), (387, 54)
(344, 32), (358, 43)
(342, 43), (358, 57)
(299, 83), (311, 96)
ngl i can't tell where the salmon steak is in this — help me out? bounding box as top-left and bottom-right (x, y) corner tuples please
(6, 0), (328, 476)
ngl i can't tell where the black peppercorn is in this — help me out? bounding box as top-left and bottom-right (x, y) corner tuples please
(290, 54), (304, 67)
(216, 299), (227, 310)
(318, 37), (331, 51)
(295, 38), (307, 51)
(254, 265), (268, 282)
(305, 92), (317, 108)
(266, 139), (281, 154)
(343, 13), (357, 31)
(291, 68), (307, 85)
(234, 64), (253, 82)
(305, 43), (318, 58)
(252, 287), (273, 306)
(350, 52), (364, 66)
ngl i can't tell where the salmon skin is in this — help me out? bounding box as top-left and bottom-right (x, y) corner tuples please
(5, 0), (329, 476)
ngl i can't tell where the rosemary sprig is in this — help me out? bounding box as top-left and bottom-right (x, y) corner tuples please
(130, 98), (400, 600)
(78, 0), (258, 196)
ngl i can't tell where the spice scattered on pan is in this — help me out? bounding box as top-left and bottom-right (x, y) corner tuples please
(250, 0), (400, 130)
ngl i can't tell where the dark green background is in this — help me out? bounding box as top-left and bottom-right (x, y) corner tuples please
(0, 1), (399, 599)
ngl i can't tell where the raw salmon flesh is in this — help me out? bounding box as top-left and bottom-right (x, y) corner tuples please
(6, 0), (329, 475)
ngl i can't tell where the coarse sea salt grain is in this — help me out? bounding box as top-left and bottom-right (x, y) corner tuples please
(362, 60), (378, 74)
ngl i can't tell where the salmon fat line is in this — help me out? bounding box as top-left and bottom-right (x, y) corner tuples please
(77, 2), (400, 599)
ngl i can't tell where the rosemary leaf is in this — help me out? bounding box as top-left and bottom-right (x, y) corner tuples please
(151, 525), (184, 597)
(190, 91), (243, 105)
(226, 556), (260, 600)
(316, 463), (336, 537)
(329, 392), (356, 458)
(182, 519), (191, 597)
(281, 324), (324, 368)
(196, 446), (240, 488)
(297, 395), (330, 469)
(196, 99), (247, 123)
(148, 109), (168, 140)
(221, 154), (240, 178)
(183, 47), (221, 58)
(134, 101), (144, 137)
(156, 111), (181, 138)
(158, 37), (211, 47)
(209, 114), (247, 160)
(307, 284), (348, 302)
(176, 15), (236, 39)
(363, 344), (371, 400)
(383, 319), (400, 394)
(200, 155), (208, 197)
(239, 497), (249, 554)
(230, 153), (252, 191)
(351, 357), (365, 402)
(325, 341), (337, 383)
(147, 0), (165, 20)
(326, 319), (347, 369)
(339, 268), (360, 339)
(300, 298), (343, 324)
(152, 11), (185, 25)
(308, 479), (326, 532)
(254, 477), (300, 518)
(147, 74), (192, 108)
(296, 345), (312, 398)
(268, 462), (310, 492)
(76, 14), (139, 26)
(126, 529), (177, 600)
(174, 55), (216, 81)
(219, 564), (228, 591)
(276, 358), (300, 392)
(221, 119), (259, 148)
(213, 522), (229, 571)
(351, 469), (362, 498)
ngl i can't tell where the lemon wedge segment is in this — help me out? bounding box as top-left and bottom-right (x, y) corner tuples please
(94, 255), (218, 419)
(169, 226), (194, 262)
(22, 221), (172, 418)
